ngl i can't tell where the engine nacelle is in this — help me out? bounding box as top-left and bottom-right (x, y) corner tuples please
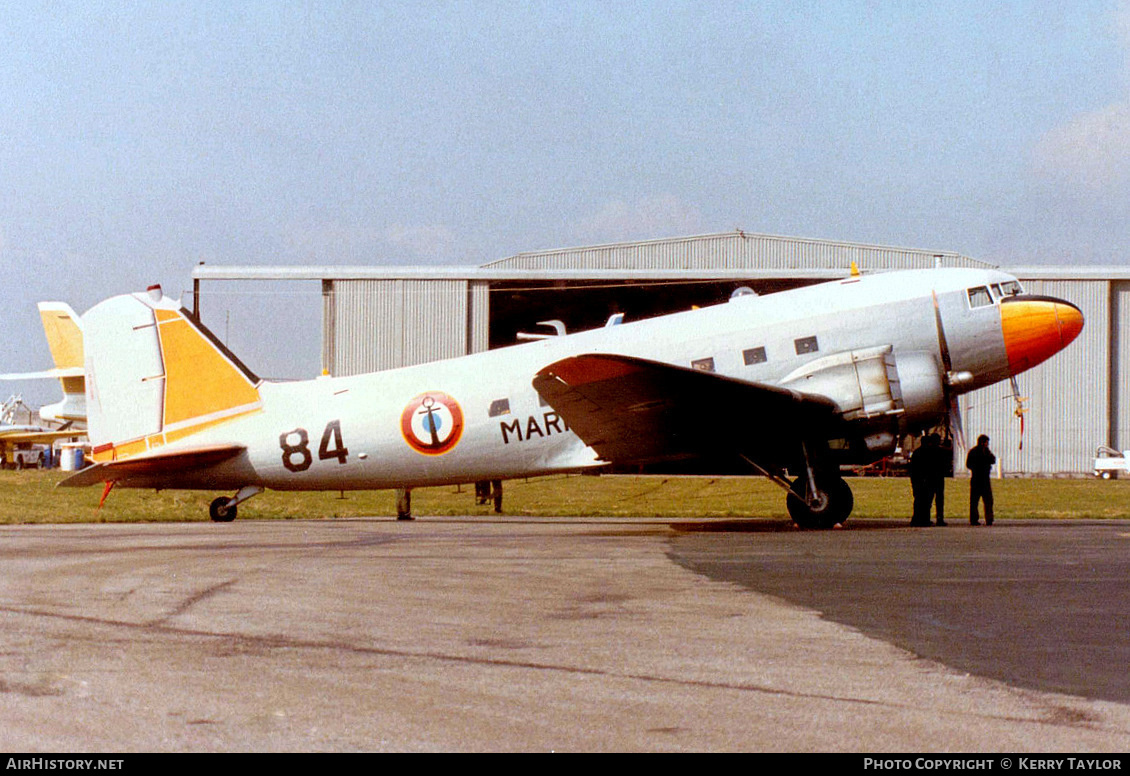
(890, 350), (947, 432)
(779, 347), (947, 459)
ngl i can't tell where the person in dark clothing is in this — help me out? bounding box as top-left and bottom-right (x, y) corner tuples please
(927, 433), (949, 525)
(934, 435), (952, 525)
(966, 434), (996, 525)
(910, 433), (947, 526)
(909, 437), (929, 526)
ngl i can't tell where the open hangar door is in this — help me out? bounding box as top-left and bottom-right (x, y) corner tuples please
(486, 277), (817, 349)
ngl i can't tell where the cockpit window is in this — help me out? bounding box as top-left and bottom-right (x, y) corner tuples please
(1001, 280), (1022, 297)
(967, 286), (993, 308)
(990, 283), (1003, 299)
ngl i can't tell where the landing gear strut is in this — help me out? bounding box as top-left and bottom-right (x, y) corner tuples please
(743, 443), (855, 529)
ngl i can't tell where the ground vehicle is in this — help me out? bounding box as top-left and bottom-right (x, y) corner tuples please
(1093, 446), (1130, 479)
(2, 442), (48, 470)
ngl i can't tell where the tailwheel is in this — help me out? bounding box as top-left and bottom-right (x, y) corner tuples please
(207, 485), (263, 523)
(209, 497), (236, 523)
(787, 473), (853, 529)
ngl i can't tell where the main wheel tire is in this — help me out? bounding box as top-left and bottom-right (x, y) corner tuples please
(787, 474), (853, 529)
(209, 496), (237, 523)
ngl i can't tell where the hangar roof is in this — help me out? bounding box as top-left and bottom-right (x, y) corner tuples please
(189, 231), (1123, 282)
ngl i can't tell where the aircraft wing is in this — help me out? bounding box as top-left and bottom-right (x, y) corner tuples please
(0, 428), (84, 445)
(533, 354), (840, 468)
(57, 443), (246, 488)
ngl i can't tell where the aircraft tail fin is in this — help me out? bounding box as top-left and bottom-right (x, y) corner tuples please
(0, 303), (87, 422)
(84, 286), (262, 463)
(37, 302), (86, 422)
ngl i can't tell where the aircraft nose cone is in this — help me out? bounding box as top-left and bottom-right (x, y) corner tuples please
(1000, 296), (1084, 375)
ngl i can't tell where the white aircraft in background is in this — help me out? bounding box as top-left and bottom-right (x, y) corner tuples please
(56, 268), (1082, 527)
(0, 304), (87, 466)
(0, 394), (82, 468)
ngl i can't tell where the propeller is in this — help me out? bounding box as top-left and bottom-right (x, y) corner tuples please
(1009, 375), (1028, 451)
(931, 292), (967, 452)
(947, 393), (967, 453)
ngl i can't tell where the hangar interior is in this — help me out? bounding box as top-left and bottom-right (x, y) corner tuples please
(193, 231), (1123, 476)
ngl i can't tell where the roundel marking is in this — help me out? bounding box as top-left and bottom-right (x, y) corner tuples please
(401, 392), (464, 456)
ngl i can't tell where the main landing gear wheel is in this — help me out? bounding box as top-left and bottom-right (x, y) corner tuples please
(787, 474), (853, 529)
(209, 497), (237, 523)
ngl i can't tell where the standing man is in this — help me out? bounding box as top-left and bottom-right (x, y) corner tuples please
(909, 434), (941, 526)
(966, 434), (996, 525)
(934, 434), (952, 526)
(924, 433), (948, 526)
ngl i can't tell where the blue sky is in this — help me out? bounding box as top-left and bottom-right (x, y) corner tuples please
(3, 1), (1130, 401)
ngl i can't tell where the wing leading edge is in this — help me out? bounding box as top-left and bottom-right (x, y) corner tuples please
(533, 354), (839, 470)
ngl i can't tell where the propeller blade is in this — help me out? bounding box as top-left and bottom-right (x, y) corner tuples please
(932, 291), (954, 374)
(948, 394), (966, 453)
(1010, 376), (1027, 451)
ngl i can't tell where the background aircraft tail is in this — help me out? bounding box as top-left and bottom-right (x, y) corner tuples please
(0, 302), (87, 423)
(83, 286), (262, 462)
(37, 302), (86, 422)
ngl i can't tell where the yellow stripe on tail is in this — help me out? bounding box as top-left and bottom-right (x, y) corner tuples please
(38, 303), (84, 371)
(153, 308), (262, 431)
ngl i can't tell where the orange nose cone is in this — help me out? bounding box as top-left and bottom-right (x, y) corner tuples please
(1000, 297), (1084, 375)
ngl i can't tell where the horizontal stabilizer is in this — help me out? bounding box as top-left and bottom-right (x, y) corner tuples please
(0, 367), (85, 380)
(57, 443), (246, 488)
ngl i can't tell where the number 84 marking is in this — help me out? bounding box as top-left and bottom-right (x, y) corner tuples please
(279, 420), (349, 473)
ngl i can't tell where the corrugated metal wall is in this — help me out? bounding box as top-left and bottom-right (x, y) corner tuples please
(468, 280), (490, 354)
(323, 279), (476, 376)
(1112, 282), (1130, 452)
(960, 279), (1109, 475)
(484, 231), (995, 272)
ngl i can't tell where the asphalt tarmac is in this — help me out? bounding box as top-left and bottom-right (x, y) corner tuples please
(671, 519), (1130, 703)
(0, 517), (1127, 752)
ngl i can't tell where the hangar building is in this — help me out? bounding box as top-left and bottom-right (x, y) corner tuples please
(192, 231), (1123, 476)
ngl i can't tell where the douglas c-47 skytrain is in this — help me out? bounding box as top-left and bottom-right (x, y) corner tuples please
(54, 267), (1082, 528)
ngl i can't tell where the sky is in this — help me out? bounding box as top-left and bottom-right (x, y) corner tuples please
(3, 0), (1130, 405)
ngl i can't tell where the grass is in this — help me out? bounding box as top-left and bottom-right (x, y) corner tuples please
(2, 470), (1130, 524)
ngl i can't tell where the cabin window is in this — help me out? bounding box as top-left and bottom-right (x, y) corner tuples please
(794, 336), (819, 355)
(488, 398), (511, 417)
(743, 346), (767, 365)
(691, 357), (716, 373)
(967, 286), (993, 308)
